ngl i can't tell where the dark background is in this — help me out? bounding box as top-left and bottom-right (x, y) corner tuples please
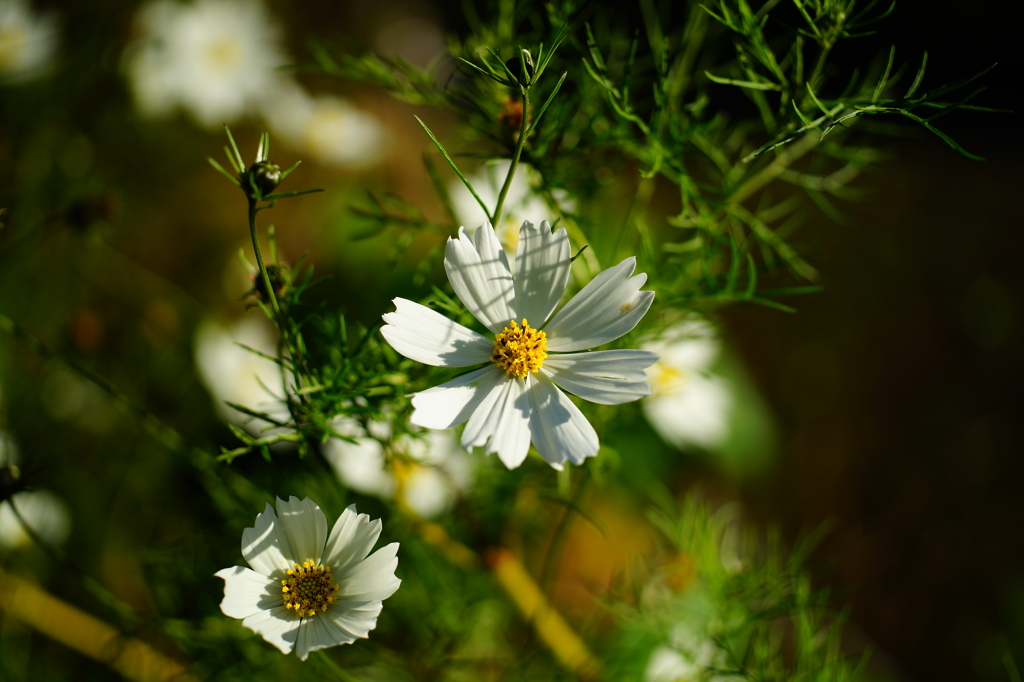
(719, 1), (1023, 678)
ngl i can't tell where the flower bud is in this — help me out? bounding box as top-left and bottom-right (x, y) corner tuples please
(250, 264), (289, 302)
(504, 49), (534, 87)
(248, 161), (281, 196)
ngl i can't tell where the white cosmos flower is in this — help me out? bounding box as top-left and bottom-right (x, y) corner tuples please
(0, 0), (57, 83)
(641, 319), (733, 450)
(215, 497), (400, 661)
(381, 220), (658, 470)
(124, 0), (289, 128)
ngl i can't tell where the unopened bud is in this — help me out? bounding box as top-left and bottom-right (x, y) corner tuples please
(249, 161), (281, 196)
(504, 49), (534, 87)
(251, 264), (289, 302)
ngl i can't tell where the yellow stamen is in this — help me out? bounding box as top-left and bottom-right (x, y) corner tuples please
(280, 562), (338, 618)
(492, 319), (547, 378)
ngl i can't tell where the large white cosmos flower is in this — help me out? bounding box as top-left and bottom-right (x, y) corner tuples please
(381, 221), (658, 470)
(215, 497), (400, 660)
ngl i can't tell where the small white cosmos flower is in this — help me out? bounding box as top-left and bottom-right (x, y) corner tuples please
(381, 220), (658, 470)
(0, 0), (56, 83)
(641, 319), (733, 450)
(215, 497), (400, 661)
(124, 0), (289, 128)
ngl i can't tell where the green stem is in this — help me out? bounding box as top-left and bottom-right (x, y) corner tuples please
(248, 199), (285, 328)
(492, 91), (531, 227)
(247, 199), (309, 390)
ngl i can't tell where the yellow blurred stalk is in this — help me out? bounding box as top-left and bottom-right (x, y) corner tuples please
(0, 569), (197, 682)
(487, 548), (601, 680)
(414, 518), (600, 679)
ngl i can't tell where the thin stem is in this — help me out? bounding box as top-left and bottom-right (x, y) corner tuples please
(248, 199), (285, 327)
(247, 198), (309, 389)
(492, 91), (531, 227)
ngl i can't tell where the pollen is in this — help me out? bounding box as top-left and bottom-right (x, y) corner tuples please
(492, 319), (548, 378)
(281, 561), (339, 618)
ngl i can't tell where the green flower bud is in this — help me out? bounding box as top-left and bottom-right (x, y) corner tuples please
(251, 264), (289, 302)
(249, 161), (281, 196)
(504, 49), (534, 87)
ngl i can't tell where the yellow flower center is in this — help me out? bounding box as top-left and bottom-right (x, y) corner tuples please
(281, 561), (338, 617)
(204, 37), (242, 73)
(492, 319), (547, 378)
(0, 28), (28, 70)
(648, 362), (686, 397)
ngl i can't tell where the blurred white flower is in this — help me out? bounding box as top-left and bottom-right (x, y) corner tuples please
(644, 588), (744, 682)
(0, 0), (57, 83)
(262, 82), (385, 168)
(641, 319), (733, 450)
(0, 431), (71, 551)
(324, 420), (473, 519)
(216, 497), (400, 660)
(194, 315), (285, 432)
(124, 0), (289, 128)
(449, 160), (573, 260)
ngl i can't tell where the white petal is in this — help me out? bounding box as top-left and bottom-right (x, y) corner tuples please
(215, 566), (282, 619)
(461, 374), (532, 469)
(543, 257), (655, 352)
(328, 599), (383, 640)
(295, 615), (356, 661)
(445, 225), (516, 333)
(542, 350), (659, 405)
(274, 497), (328, 565)
(410, 365), (504, 430)
(323, 504), (383, 575)
(241, 503), (293, 577)
(512, 221), (571, 326)
(381, 298), (493, 367)
(241, 604), (300, 655)
(527, 376), (599, 468)
(338, 542), (402, 602)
